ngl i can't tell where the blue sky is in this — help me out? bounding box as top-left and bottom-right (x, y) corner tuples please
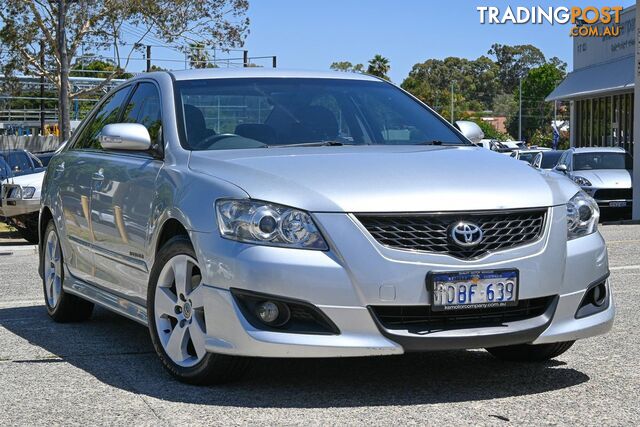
(243, 0), (635, 82)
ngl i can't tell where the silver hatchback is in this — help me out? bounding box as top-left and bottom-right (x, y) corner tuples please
(39, 69), (614, 384)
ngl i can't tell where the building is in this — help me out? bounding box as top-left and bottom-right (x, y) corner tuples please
(547, 5), (636, 153)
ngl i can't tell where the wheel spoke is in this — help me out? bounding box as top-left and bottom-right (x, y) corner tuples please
(188, 285), (205, 309)
(188, 321), (207, 360)
(172, 256), (190, 298)
(155, 287), (177, 317)
(165, 323), (189, 362)
(47, 273), (55, 298)
(52, 276), (62, 303)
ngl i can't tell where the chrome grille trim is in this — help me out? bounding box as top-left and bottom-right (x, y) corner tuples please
(356, 208), (547, 259)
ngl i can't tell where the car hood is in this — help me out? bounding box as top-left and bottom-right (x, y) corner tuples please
(189, 146), (579, 213)
(1, 170), (45, 188)
(573, 169), (632, 188)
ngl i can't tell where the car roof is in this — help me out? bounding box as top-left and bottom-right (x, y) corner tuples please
(572, 147), (627, 153)
(166, 68), (383, 82)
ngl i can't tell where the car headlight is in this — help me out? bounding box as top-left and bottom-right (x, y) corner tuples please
(22, 186), (36, 199)
(567, 191), (599, 240)
(572, 176), (592, 187)
(215, 199), (328, 250)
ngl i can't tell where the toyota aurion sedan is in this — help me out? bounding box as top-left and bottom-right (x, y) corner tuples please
(39, 69), (614, 384)
(553, 147), (633, 211)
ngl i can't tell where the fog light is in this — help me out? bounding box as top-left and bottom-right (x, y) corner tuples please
(255, 300), (290, 327)
(592, 283), (607, 307)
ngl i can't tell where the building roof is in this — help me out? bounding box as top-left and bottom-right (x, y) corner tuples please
(168, 68), (381, 82)
(546, 55), (634, 101)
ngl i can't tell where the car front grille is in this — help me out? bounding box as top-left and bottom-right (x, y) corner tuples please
(356, 209), (547, 259)
(370, 296), (555, 333)
(593, 188), (632, 201)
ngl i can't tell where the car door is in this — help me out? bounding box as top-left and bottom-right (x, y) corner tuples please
(90, 81), (163, 301)
(52, 86), (132, 284)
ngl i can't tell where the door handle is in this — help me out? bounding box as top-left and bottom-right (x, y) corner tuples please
(92, 170), (104, 181)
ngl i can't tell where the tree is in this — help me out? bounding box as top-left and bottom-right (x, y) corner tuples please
(71, 57), (133, 79)
(0, 0), (249, 140)
(487, 44), (546, 94)
(507, 62), (566, 142)
(367, 54), (390, 80)
(330, 61), (364, 73)
(187, 43), (217, 69)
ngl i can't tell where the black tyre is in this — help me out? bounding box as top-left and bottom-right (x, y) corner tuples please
(486, 341), (575, 362)
(147, 235), (250, 385)
(42, 220), (94, 322)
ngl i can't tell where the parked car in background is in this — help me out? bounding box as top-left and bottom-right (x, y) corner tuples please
(510, 149), (547, 165)
(40, 69), (613, 384)
(554, 147), (633, 211)
(532, 150), (565, 171)
(0, 170), (44, 243)
(0, 149), (45, 177)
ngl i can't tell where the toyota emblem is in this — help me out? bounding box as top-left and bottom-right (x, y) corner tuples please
(450, 222), (483, 247)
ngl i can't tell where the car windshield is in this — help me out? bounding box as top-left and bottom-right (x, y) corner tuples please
(174, 78), (467, 150)
(574, 152), (633, 171)
(540, 151), (564, 168)
(0, 157), (10, 180)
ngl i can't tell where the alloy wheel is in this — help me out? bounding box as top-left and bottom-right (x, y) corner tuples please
(44, 229), (63, 308)
(154, 254), (207, 367)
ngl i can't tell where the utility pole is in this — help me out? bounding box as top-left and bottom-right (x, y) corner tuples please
(39, 40), (45, 135)
(518, 76), (523, 141)
(272, 56), (277, 68)
(450, 82), (454, 124)
(243, 50), (248, 67)
(146, 45), (151, 72)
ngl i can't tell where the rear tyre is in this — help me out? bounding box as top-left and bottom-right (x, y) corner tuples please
(486, 341), (575, 362)
(147, 235), (250, 385)
(42, 220), (94, 322)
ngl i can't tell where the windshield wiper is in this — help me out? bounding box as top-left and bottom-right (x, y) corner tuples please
(271, 140), (347, 148)
(414, 140), (468, 146)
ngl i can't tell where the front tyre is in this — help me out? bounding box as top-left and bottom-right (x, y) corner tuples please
(42, 220), (94, 322)
(147, 235), (249, 384)
(486, 341), (575, 362)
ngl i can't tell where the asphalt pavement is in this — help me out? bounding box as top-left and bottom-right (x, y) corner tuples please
(0, 225), (638, 426)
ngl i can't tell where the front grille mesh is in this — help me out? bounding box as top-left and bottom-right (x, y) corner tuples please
(370, 296), (555, 333)
(357, 209), (546, 259)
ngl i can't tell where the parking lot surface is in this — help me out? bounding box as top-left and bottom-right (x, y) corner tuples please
(0, 225), (638, 426)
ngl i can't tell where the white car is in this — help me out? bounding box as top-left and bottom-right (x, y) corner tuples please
(1, 170), (45, 243)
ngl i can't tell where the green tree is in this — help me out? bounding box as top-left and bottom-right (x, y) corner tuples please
(507, 62), (566, 142)
(0, 0), (249, 140)
(367, 54), (390, 80)
(71, 57), (133, 79)
(330, 61), (364, 73)
(487, 43), (546, 94)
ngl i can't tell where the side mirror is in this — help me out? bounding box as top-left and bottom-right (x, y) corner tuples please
(454, 121), (485, 144)
(99, 123), (151, 151)
(555, 164), (568, 173)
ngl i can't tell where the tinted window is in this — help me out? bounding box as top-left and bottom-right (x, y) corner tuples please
(574, 152), (633, 171)
(518, 152), (538, 164)
(0, 157), (10, 180)
(4, 152), (32, 173)
(175, 78), (466, 150)
(540, 151), (564, 169)
(73, 87), (131, 150)
(122, 82), (162, 143)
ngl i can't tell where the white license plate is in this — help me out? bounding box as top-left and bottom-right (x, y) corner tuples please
(609, 201), (627, 207)
(429, 270), (519, 311)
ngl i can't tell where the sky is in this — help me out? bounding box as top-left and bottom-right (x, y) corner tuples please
(242, 0), (636, 83)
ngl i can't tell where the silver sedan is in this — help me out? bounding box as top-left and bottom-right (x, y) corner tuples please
(39, 69), (614, 384)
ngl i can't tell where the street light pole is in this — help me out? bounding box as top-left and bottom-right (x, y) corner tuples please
(450, 82), (454, 124)
(518, 76), (522, 141)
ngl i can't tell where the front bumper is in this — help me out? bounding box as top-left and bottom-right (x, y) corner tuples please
(191, 206), (614, 358)
(582, 186), (632, 209)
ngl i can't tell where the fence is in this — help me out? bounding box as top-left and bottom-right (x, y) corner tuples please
(0, 135), (61, 153)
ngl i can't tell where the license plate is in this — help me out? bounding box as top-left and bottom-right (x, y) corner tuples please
(609, 201), (627, 207)
(428, 270), (519, 311)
